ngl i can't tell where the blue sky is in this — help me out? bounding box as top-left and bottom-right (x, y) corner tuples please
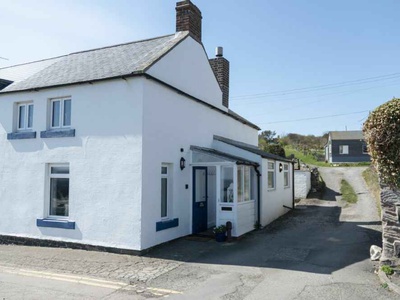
(1, 0), (399, 136)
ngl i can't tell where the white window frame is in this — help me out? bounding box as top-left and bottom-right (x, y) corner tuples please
(339, 145), (349, 155)
(50, 98), (71, 129)
(267, 161), (275, 190)
(17, 102), (34, 131)
(48, 163), (70, 219)
(161, 164), (172, 220)
(283, 163), (290, 188)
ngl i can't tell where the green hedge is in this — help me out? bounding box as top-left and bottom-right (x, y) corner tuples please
(363, 98), (400, 189)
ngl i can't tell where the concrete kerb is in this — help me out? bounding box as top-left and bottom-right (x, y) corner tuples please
(378, 269), (400, 295)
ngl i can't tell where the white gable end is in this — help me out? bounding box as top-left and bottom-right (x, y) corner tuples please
(146, 36), (225, 111)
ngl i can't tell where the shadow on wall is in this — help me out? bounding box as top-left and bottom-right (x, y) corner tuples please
(37, 225), (83, 241)
(9, 137), (83, 153)
(144, 204), (381, 275)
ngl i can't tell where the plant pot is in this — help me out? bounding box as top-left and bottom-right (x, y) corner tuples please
(215, 232), (226, 242)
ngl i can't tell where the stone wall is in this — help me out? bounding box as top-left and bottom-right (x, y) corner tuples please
(380, 186), (400, 264)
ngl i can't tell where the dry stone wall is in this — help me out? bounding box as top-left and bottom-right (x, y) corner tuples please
(380, 186), (400, 264)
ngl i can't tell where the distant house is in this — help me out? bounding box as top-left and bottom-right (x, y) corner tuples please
(325, 131), (370, 163)
(0, 0), (294, 252)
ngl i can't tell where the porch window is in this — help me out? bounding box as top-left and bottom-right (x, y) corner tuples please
(267, 162), (275, 189)
(237, 165), (251, 202)
(221, 166), (234, 203)
(283, 164), (290, 187)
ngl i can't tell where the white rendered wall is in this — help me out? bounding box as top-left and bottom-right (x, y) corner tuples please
(147, 36), (226, 111)
(0, 78), (144, 250)
(294, 170), (311, 199)
(260, 159), (293, 226)
(140, 79), (258, 250)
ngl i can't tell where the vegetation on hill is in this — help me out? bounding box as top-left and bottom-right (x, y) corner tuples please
(258, 130), (328, 165)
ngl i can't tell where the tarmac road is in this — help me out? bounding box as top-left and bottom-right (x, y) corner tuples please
(0, 167), (396, 299)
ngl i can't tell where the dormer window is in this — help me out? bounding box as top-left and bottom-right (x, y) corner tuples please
(17, 102), (34, 131)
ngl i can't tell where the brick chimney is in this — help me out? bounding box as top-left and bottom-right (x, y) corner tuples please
(176, 1), (202, 43)
(209, 47), (230, 108)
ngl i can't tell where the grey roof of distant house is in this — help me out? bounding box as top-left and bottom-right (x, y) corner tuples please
(0, 32), (189, 93)
(330, 131), (364, 140)
(190, 145), (259, 166)
(213, 135), (293, 162)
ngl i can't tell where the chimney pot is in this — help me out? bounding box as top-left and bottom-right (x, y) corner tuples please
(216, 47), (223, 57)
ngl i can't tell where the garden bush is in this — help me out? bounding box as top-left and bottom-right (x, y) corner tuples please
(363, 98), (400, 189)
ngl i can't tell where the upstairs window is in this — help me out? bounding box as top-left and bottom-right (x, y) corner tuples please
(17, 103), (34, 131)
(339, 145), (349, 155)
(51, 98), (71, 129)
(267, 162), (275, 189)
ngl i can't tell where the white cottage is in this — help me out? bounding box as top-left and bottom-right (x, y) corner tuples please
(0, 1), (294, 252)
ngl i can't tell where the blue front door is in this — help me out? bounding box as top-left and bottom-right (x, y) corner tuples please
(193, 167), (208, 234)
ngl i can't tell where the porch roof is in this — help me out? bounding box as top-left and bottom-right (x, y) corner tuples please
(190, 146), (259, 166)
(213, 135), (293, 163)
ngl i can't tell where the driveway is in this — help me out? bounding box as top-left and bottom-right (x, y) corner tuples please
(0, 167), (396, 299)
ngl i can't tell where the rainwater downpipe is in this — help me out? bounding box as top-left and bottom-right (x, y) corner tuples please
(254, 165), (261, 226)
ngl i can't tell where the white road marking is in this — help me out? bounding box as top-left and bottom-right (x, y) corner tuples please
(0, 265), (182, 295)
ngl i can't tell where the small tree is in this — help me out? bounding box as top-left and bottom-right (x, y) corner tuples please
(363, 98), (400, 189)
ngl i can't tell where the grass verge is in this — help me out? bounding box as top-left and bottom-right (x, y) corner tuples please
(340, 179), (358, 203)
(362, 166), (381, 215)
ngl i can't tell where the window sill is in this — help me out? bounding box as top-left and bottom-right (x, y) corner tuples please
(36, 218), (75, 230)
(7, 131), (36, 140)
(40, 129), (75, 138)
(156, 218), (179, 232)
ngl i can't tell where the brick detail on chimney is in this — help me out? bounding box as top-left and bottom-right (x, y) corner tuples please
(209, 57), (230, 108)
(176, 1), (202, 43)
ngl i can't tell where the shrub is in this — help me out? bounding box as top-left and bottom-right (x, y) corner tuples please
(381, 265), (394, 276)
(363, 98), (400, 189)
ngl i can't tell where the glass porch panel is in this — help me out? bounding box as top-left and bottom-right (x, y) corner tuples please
(50, 178), (69, 217)
(220, 166), (233, 203)
(237, 167), (243, 202)
(244, 166), (251, 201)
(192, 152), (228, 163)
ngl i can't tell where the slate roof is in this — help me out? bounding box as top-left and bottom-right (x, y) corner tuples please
(330, 131), (364, 140)
(0, 32), (189, 93)
(214, 135), (293, 162)
(190, 145), (259, 166)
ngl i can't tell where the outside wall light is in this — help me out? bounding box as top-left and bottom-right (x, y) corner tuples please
(180, 157), (186, 170)
(279, 163), (283, 173)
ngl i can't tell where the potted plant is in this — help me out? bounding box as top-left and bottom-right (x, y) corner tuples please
(213, 225), (227, 242)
